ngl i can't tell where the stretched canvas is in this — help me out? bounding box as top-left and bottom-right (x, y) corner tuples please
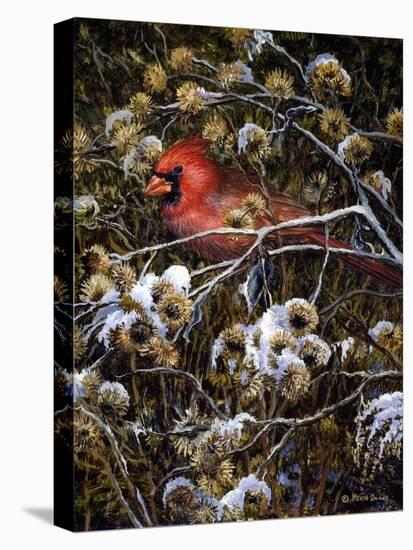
(54, 17), (403, 531)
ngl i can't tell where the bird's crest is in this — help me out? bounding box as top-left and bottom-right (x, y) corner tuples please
(155, 137), (212, 172)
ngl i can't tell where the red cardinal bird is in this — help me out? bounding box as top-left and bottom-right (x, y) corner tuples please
(145, 137), (401, 287)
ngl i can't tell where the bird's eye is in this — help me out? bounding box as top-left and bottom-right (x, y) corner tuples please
(173, 165), (183, 174)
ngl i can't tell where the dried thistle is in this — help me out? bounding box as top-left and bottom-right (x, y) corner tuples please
(238, 123), (270, 159)
(74, 410), (102, 454)
(157, 291), (193, 331)
(338, 133), (373, 165)
(229, 27), (251, 47)
(110, 122), (142, 157)
(141, 336), (180, 368)
(278, 364), (311, 403)
(127, 92), (153, 120)
(97, 381), (130, 419)
(217, 62), (243, 87)
(54, 275), (69, 302)
(223, 209), (254, 239)
(169, 47), (193, 71)
(298, 336), (331, 372)
(109, 316), (159, 353)
(268, 328), (296, 355)
(176, 81), (206, 113)
(308, 57), (352, 99)
(202, 114), (228, 143)
(265, 68), (295, 100)
(376, 323), (402, 354)
(144, 64), (167, 93)
(220, 325), (246, 357)
(286, 299), (319, 336)
(386, 108), (403, 138)
(240, 193), (267, 216)
(111, 263), (137, 292)
(79, 273), (114, 303)
(319, 108), (350, 141)
(58, 124), (96, 174)
(83, 244), (111, 274)
(74, 326), (88, 362)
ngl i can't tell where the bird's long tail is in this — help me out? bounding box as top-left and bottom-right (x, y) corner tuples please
(308, 234), (402, 287)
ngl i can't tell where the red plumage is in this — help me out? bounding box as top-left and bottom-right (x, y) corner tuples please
(145, 137), (401, 287)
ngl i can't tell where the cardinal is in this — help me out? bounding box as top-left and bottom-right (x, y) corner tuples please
(144, 137), (401, 287)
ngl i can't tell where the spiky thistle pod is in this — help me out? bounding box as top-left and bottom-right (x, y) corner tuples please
(74, 410), (102, 454)
(302, 170), (329, 206)
(54, 275), (69, 302)
(372, 322), (403, 354)
(81, 369), (102, 399)
(238, 123), (270, 159)
(285, 299), (319, 336)
(220, 325), (246, 358)
(150, 280), (175, 303)
(74, 326), (88, 362)
(79, 273), (114, 303)
(176, 81), (206, 113)
(278, 364), (311, 403)
(163, 479), (199, 523)
(172, 405), (210, 458)
(57, 124), (96, 175)
(191, 432), (235, 497)
(265, 68), (295, 100)
(234, 362), (264, 406)
(83, 244), (111, 274)
(217, 62), (244, 87)
(338, 133), (373, 165)
(97, 381), (130, 419)
(157, 291), (193, 332)
(298, 336), (331, 373)
(386, 108), (403, 138)
(143, 64), (167, 93)
(118, 293), (145, 315)
(190, 499), (220, 524)
(111, 263), (137, 293)
(141, 336), (180, 368)
(208, 363), (233, 390)
(229, 27), (251, 47)
(318, 108), (350, 141)
(268, 328), (296, 355)
(308, 57), (352, 99)
(223, 209), (255, 239)
(240, 193), (267, 216)
(127, 92), (153, 120)
(169, 47), (193, 71)
(110, 122), (142, 157)
(109, 316), (159, 353)
(202, 114), (228, 143)
(243, 489), (270, 519)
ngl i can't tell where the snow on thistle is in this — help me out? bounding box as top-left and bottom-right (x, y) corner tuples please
(354, 392), (403, 479)
(220, 474), (271, 511)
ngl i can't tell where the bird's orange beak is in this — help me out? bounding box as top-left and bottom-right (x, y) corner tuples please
(144, 176), (171, 197)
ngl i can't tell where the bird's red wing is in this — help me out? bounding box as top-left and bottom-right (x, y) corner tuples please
(216, 169), (322, 242)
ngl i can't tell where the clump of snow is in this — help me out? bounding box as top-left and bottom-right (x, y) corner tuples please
(211, 413), (255, 441)
(99, 380), (130, 400)
(161, 265), (191, 293)
(368, 170), (392, 201)
(220, 474), (271, 511)
(162, 477), (196, 508)
(105, 109), (133, 138)
(368, 320), (394, 343)
(273, 348), (306, 382)
(238, 123), (265, 154)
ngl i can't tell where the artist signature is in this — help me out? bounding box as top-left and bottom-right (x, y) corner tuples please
(341, 493), (389, 503)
